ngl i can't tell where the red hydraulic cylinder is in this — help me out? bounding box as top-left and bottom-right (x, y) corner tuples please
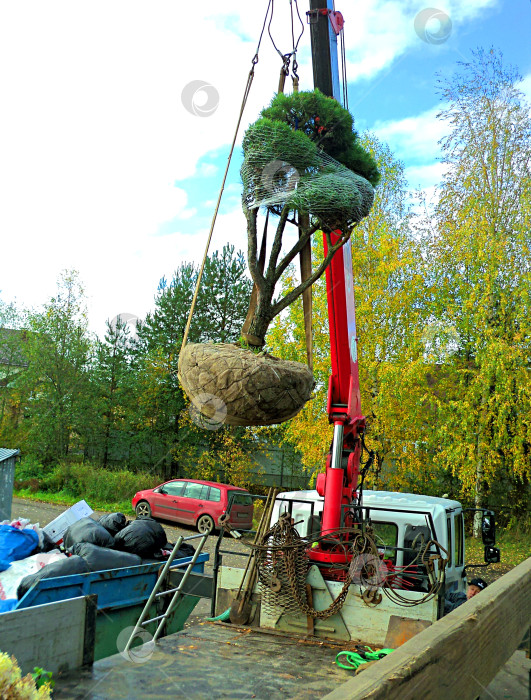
(320, 423), (345, 535)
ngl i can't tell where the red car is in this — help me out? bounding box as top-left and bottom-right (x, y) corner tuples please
(132, 478), (254, 534)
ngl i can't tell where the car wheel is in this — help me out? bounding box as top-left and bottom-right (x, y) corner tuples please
(197, 514), (215, 535)
(136, 501), (152, 519)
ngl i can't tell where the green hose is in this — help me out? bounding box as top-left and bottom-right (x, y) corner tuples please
(205, 608), (231, 622)
(335, 647), (394, 670)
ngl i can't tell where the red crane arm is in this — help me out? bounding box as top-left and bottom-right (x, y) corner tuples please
(325, 232), (363, 426)
(312, 232), (366, 545)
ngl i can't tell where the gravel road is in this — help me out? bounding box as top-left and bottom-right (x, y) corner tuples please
(11, 496), (254, 625)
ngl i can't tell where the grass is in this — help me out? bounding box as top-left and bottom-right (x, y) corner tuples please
(13, 458), (160, 516)
(465, 528), (531, 583)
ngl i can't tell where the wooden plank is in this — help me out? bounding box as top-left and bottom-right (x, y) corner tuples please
(323, 556), (531, 700)
(54, 623), (353, 699)
(82, 594), (97, 667)
(0, 596), (95, 675)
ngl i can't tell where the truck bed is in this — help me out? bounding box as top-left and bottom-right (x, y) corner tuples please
(55, 622), (357, 699)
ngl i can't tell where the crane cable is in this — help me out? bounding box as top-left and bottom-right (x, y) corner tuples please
(339, 23), (348, 110)
(180, 0), (306, 354)
(180, 2), (272, 354)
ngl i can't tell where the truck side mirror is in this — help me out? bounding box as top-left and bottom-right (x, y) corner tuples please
(481, 511), (496, 546)
(484, 545), (500, 564)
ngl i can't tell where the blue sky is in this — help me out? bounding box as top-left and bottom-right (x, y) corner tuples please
(0, 0), (528, 336)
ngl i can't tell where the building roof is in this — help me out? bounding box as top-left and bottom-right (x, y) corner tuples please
(0, 448), (20, 463)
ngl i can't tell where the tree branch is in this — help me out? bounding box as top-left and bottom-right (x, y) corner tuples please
(265, 204), (290, 283)
(246, 209), (266, 293)
(272, 221), (320, 284)
(270, 226), (353, 317)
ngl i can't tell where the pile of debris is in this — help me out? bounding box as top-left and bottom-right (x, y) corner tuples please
(0, 500), (193, 612)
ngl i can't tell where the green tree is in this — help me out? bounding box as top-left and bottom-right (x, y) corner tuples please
(92, 317), (136, 467)
(132, 245), (252, 477)
(267, 135), (429, 486)
(195, 245), (252, 343)
(16, 271), (95, 464)
(0, 298), (28, 444)
(241, 90), (378, 345)
(428, 48), (531, 532)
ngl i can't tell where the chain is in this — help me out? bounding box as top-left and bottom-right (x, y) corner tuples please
(254, 515), (352, 620)
(254, 516), (449, 617)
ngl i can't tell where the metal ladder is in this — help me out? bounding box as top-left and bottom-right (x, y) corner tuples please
(124, 532), (209, 654)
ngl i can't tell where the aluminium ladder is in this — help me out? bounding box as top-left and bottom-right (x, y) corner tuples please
(124, 531), (209, 654)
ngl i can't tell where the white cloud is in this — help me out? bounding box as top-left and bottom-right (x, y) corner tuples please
(519, 73), (531, 102)
(405, 162), (447, 190)
(343, 0), (500, 80)
(373, 106), (448, 164)
(197, 163), (219, 178)
(0, 0), (502, 333)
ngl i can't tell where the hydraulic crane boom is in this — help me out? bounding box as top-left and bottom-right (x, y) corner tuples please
(307, 1), (367, 565)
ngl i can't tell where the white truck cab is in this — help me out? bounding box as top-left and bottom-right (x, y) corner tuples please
(271, 489), (467, 593)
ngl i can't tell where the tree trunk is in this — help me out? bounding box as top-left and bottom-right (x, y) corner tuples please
(242, 314), (272, 346)
(473, 453), (486, 538)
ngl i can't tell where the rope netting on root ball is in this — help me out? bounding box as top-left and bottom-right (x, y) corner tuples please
(178, 343), (314, 427)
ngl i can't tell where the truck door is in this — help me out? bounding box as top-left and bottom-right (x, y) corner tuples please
(443, 510), (465, 593)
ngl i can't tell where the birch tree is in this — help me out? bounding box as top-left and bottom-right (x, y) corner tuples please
(429, 48), (531, 533)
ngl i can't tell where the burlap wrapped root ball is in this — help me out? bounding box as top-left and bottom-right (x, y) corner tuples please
(178, 343), (315, 427)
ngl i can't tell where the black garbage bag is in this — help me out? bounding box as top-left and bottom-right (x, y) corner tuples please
(40, 531), (58, 553)
(98, 513), (128, 536)
(173, 542), (196, 558)
(113, 518), (167, 558)
(64, 517), (115, 549)
(70, 542), (142, 571)
(17, 555), (89, 599)
(141, 548), (195, 565)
